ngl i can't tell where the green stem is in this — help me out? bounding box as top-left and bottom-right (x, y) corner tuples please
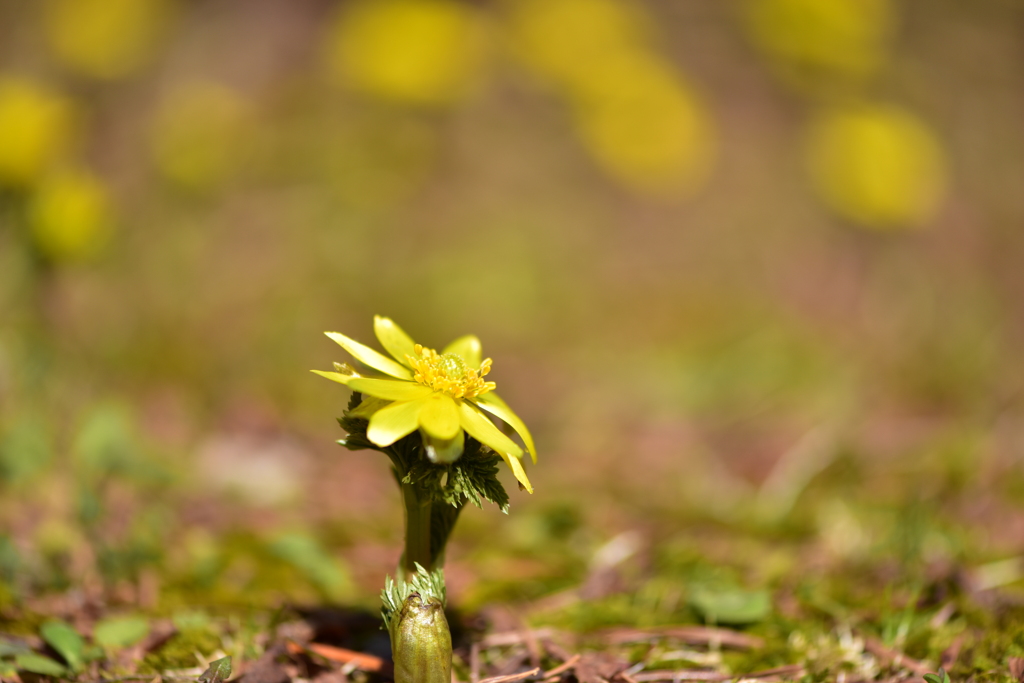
(401, 480), (433, 577)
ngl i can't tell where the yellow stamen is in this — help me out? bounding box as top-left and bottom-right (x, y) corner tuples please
(407, 344), (496, 399)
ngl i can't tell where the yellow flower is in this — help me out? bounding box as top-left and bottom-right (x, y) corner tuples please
(0, 77), (76, 188)
(325, 0), (489, 107)
(805, 104), (947, 230)
(314, 317), (535, 492)
(28, 167), (114, 262)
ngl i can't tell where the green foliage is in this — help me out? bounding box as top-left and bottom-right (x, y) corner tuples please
(73, 403), (170, 485)
(689, 586), (772, 625)
(0, 637), (30, 658)
(0, 535), (19, 584)
(267, 532), (352, 602)
(340, 392), (510, 513)
(94, 615), (150, 650)
(39, 618), (84, 671)
(0, 416), (52, 484)
(405, 436), (509, 512)
(381, 564), (447, 635)
(15, 652), (68, 677)
(340, 391), (511, 575)
(172, 610), (212, 631)
(924, 668), (951, 683)
(139, 613), (222, 673)
(198, 655), (233, 683)
(337, 392), (380, 453)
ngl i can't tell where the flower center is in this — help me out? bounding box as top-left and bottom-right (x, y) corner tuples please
(408, 344), (496, 399)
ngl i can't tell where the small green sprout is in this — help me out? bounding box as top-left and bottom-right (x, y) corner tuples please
(924, 668), (951, 683)
(382, 565), (451, 683)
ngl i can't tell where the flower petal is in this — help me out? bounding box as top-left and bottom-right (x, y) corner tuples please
(325, 331), (413, 380)
(311, 369), (354, 385)
(349, 396), (389, 419)
(473, 392), (537, 464)
(506, 453), (533, 493)
(458, 402), (522, 459)
(374, 316), (417, 366)
(347, 378), (432, 401)
(419, 394), (460, 440)
(442, 335), (482, 369)
(459, 403), (532, 492)
(424, 430), (464, 464)
(367, 398), (429, 446)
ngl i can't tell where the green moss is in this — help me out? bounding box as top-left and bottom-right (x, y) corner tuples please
(138, 626), (222, 674)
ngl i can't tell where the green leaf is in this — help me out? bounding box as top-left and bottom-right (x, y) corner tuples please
(94, 615), (150, 650)
(198, 655), (232, 683)
(403, 435), (509, 513)
(82, 644), (105, 661)
(0, 636), (31, 657)
(0, 416), (53, 484)
(269, 533), (352, 601)
(15, 652), (68, 677)
(40, 619), (84, 671)
(172, 610), (211, 631)
(690, 586), (771, 625)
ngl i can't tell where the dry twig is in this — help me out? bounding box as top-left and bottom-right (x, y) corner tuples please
(1008, 656), (1024, 683)
(863, 638), (929, 676)
(479, 667), (542, 683)
(542, 653), (581, 680)
(285, 640), (392, 675)
(483, 629), (559, 648)
(600, 626), (764, 650)
(630, 664), (803, 682)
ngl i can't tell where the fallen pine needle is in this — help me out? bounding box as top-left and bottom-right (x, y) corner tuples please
(285, 640), (392, 674)
(600, 626), (764, 650)
(479, 667), (542, 683)
(483, 629), (559, 648)
(631, 670), (730, 682)
(542, 653), (581, 679)
(863, 638), (929, 675)
(630, 664), (804, 682)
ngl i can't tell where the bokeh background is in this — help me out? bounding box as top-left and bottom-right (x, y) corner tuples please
(2, 0), (1024, 640)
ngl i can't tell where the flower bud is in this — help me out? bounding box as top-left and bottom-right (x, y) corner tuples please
(390, 592), (451, 683)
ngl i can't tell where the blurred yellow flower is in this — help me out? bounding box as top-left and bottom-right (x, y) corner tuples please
(744, 0), (894, 91)
(572, 51), (715, 199)
(28, 168), (114, 263)
(805, 104), (947, 230)
(0, 77), (76, 188)
(326, 0), (489, 106)
(505, 0), (714, 199)
(150, 82), (251, 192)
(44, 0), (176, 80)
(506, 0), (649, 89)
(314, 317), (535, 492)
